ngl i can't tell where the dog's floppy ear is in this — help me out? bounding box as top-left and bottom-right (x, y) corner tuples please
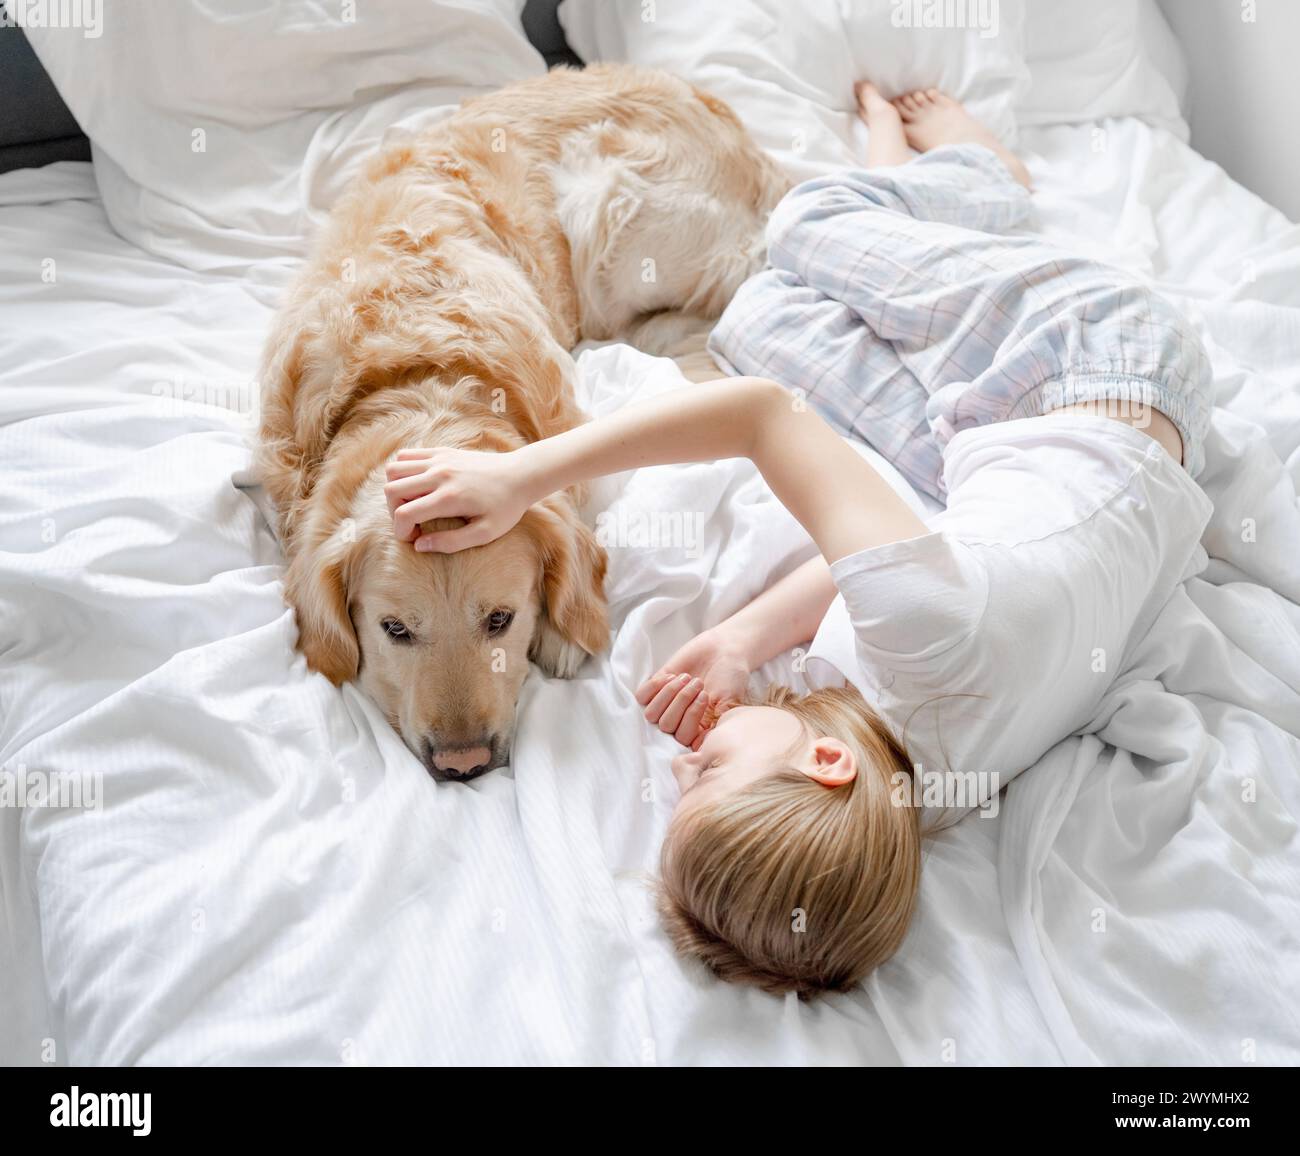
(283, 515), (361, 686)
(523, 493), (609, 678)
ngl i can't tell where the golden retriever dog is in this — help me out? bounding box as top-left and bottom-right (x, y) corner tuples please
(257, 64), (790, 780)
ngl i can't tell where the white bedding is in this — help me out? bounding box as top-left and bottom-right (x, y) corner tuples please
(3, 113), (1300, 1065)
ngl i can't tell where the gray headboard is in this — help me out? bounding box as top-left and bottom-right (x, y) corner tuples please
(0, 0), (579, 176)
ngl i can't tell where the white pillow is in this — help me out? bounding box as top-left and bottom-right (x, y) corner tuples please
(558, 0), (1029, 181)
(21, 1), (546, 285)
(1017, 0), (1187, 136)
(840, 0), (1029, 145)
(559, 0), (858, 180)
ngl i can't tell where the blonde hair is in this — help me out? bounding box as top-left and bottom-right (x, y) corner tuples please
(656, 683), (921, 999)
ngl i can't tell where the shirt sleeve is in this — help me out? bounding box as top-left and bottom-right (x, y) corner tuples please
(827, 531), (990, 670)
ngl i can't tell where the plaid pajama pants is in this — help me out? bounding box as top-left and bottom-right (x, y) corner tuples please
(708, 144), (1214, 501)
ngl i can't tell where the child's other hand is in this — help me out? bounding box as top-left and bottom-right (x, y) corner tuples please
(384, 447), (534, 553)
(636, 628), (752, 750)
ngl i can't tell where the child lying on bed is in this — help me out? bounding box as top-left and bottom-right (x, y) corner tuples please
(382, 83), (1215, 999)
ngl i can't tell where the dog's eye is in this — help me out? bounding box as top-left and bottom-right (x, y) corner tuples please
(485, 609), (515, 638)
(381, 618), (413, 642)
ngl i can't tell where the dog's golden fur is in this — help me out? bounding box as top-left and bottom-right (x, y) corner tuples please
(256, 64), (789, 777)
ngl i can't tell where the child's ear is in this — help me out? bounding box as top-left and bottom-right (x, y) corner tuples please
(803, 738), (857, 788)
(522, 493), (609, 677)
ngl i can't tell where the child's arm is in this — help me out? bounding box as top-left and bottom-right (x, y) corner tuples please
(713, 553), (837, 671)
(385, 376), (927, 563)
(636, 555), (837, 748)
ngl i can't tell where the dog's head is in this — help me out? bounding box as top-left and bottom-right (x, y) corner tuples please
(284, 472), (607, 781)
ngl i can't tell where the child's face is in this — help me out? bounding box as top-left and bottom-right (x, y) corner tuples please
(669, 704), (807, 817)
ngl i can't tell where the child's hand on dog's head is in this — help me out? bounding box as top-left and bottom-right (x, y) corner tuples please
(383, 446), (536, 553)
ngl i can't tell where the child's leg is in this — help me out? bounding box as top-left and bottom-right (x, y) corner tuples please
(762, 167), (1212, 482)
(712, 89), (1212, 494)
(892, 87), (1032, 189)
(855, 82), (911, 169)
(856, 81), (1031, 190)
(707, 266), (944, 499)
(710, 92), (1042, 498)
(764, 148), (1032, 305)
(711, 102), (1039, 499)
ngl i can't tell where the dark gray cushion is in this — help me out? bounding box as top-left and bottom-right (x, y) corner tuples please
(523, 0), (583, 67)
(0, 25), (90, 172)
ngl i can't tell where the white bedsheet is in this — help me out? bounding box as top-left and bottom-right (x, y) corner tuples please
(2, 116), (1298, 1065)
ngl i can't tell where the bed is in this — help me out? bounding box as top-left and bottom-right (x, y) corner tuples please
(2, 0), (1298, 1066)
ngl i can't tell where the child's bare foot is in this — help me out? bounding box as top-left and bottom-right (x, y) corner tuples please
(854, 80), (910, 168)
(854, 80), (896, 123)
(892, 88), (1032, 188)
